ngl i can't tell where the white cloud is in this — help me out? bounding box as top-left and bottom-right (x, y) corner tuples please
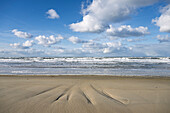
(102, 42), (122, 53)
(5, 41), (170, 57)
(125, 38), (145, 42)
(155, 35), (170, 43)
(46, 9), (60, 19)
(66, 42), (170, 56)
(10, 43), (21, 48)
(12, 29), (33, 39)
(82, 40), (125, 54)
(104, 42), (122, 48)
(22, 40), (34, 47)
(68, 36), (88, 44)
(70, 0), (158, 33)
(152, 4), (170, 33)
(70, 15), (106, 33)
(106, 25), (149, 37)
(82, 41), (170, 56)
(10, 40), (34, 49)
(35, 35), (64, 46)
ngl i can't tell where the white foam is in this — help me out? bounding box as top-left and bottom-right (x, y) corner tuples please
(0, 57), (170, 63)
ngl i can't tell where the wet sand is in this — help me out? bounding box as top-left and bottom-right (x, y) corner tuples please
(0, 75), (170, 113)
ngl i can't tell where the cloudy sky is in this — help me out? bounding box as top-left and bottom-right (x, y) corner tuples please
(0, 0), (170, 57)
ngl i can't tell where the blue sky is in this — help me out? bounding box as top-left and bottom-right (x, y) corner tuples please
(0, 0), (170, 57)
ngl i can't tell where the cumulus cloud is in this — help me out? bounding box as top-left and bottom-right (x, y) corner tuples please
(102, 42), (122, 53)
(22, 40), (34, 47)
(70, 15), (106, 33)
(6, 42), (170, 57)
(70, 0), (158, 33)
(68, 36), (88, 44)
(155, 35), (170, 43)
(35, 35), (64, 46)
(12, 29), (33, 39)
(152, 4), (170, 33)
(82, 40), (126, 54)
(125, 38), (145, 42)
(82, 42), (170, 56)
(106, 25), (149, 37)
(46, 9), (60, 19)
(10, 43), (21, 48)
(10, 40), (34, 49)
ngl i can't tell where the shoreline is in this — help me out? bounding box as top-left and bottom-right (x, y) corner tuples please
(0, 74), (170, 79)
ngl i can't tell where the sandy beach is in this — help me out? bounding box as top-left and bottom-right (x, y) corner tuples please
(0, 75), (170, 113)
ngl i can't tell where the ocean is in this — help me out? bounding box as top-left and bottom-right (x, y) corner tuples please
(0, 57), (170, 76)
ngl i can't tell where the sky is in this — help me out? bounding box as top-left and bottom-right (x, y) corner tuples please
(0, 0), (170, 57)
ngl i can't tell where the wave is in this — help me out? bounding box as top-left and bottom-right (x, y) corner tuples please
(0, 57), (170, 76)
(0, 57), (170, 63)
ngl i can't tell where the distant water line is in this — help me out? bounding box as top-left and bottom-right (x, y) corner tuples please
(0, 57), (170, 76)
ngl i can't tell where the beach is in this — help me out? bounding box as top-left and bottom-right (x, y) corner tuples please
(1, 0), (170, 112)
(0, 75), (170, 113)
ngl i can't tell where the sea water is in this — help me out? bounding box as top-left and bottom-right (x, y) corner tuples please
(0, 57), (170, 76)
